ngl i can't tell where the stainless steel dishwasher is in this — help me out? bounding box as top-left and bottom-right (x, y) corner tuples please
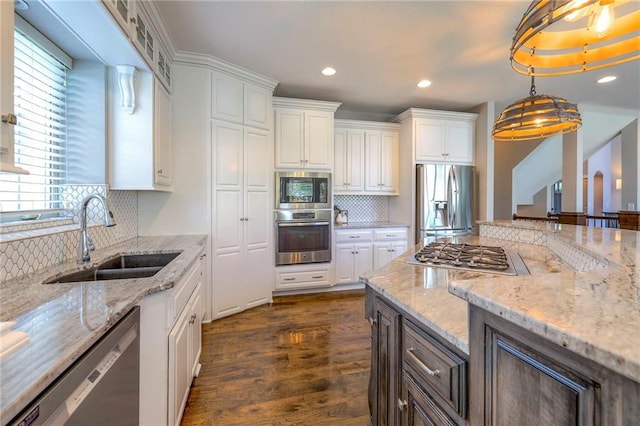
(10, 307), (140, 426)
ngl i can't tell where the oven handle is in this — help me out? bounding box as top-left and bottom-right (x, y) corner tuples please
(277, 221), (330, 227)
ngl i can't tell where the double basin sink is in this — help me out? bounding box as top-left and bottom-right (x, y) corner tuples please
(44, 252), (181, 284)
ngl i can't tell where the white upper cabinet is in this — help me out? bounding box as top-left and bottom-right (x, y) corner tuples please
(334, 120), (399, 195)
(409, 110), (476, 164)
(156, 44), (172, 92)
(130, 3), (155, 66)
(0, 2), (27, 174)
(154, 81), (172, 186)
(273, 97), (341, 170)
(102, 0), (131, 34)
(212, 71), (271, 129)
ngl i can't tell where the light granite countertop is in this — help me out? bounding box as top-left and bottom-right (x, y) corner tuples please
(333, 221), (409, 230)
(364, 220), (640, 384)
(0, 234), (207, 425)
(362, 235), (565, 355)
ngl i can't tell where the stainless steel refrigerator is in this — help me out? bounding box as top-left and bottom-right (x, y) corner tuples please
(415, 163), (474, 243)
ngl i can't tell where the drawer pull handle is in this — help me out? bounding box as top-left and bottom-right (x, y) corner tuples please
(349, 236), (360, 238)
(406, 347), (441, 377)
(283, 277), (296, 281)
(386, 235), (396, 237)
(311, 275), (323, 279)
(398, 399), (408, 411)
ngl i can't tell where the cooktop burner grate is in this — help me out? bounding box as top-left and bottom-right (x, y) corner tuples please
(407, 242), (529, 275)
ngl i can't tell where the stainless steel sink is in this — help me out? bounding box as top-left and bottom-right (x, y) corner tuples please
(44, 252), (181, 284)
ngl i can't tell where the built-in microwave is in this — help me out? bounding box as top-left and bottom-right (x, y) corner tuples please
(275, 171), (331, 210)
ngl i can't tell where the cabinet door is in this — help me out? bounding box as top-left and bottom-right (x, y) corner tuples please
(390, 241), (407, 262)
(334, 243), (356, 284)
(401, 373), (458, 426)
(156, 47), (172, 92)
(169, 309), (191, 426)
(373, 243), (391, 270)
(212, 72), (243, 123)
(485, 330), (596, 426)
(102, 0), (131, 34)
(189, 284), (202, 379)
(415, 119), (446, 162)
(154, 81), (172, 186)
(334, 130), (348, 191)
(244, 84), (270, 129)
(445, 121), (473, 164)
(347, 130), (365, 191)
(379, 132), (398, 193)
(370, 297), (401, 426)
(275, 108), (304, 168)
(131, 4), (155, 66)
(304, 110), (333, 168)
(365, 131), (382, 191)
(353, 243), (374, 280)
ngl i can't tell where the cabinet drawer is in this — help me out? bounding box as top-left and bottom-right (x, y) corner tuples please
(276, 268), (331, 289)
(373, 228), (407, 241)
(403, 320), (467, 417)
(334, 230), (373, 243)
(167, 258), (203, 328)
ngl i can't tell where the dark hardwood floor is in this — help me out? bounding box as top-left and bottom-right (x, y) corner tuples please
(180, 290), (371, 425)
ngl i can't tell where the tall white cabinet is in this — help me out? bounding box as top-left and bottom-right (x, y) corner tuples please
(211, 71), (276, 320)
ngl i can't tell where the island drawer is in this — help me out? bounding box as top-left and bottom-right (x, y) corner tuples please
(402, 319), (467, 417)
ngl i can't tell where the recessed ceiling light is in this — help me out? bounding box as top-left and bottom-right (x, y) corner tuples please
(322, 67), (336, 76)
(597, 75), (617, 84)
(417, 79), (432, 88)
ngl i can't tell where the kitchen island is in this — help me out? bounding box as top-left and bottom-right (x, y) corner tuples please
(363, 221), (640, 425)
(0, 235), (207, 425)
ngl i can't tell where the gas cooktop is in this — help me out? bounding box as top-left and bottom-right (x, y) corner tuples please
(407, 242), (529, 276)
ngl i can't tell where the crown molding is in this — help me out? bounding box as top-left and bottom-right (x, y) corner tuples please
(394, 107), (478, 123)
(173, 51), (279, 91)
(273, 97), (341, 112)
(334, 119), (400, 131)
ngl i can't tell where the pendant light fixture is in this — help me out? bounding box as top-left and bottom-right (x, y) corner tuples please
(511, 0), (640, 76)
(492, 75), (582, 141)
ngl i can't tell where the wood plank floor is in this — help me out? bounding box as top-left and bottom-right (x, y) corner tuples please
(180, 290), (371, 426)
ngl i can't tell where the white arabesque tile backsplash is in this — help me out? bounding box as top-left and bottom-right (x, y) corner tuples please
(0, 186), (138, 281)
(334, 195), (390, 222)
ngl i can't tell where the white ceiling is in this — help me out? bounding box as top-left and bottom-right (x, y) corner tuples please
(156, 1), (640, 118)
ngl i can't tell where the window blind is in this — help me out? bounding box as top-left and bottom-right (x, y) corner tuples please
(0, 28), (68, 213)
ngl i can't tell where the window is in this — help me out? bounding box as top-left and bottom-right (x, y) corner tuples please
(0, 18), (71, 214)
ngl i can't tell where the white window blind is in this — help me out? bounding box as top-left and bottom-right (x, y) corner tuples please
(0, 27), (68, 213)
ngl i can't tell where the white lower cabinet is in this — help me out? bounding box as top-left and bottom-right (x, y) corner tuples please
(139, 252), (205, 426)
(372, 228), (408, 270)
(334, 229), (374, 284)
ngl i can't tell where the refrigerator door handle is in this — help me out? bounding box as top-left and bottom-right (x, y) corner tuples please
(448, 167), (457, 227)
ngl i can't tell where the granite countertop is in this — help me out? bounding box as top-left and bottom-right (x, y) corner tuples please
(362, 235), (565, 355)
(450, 221), (640, 383)
(333, 221), (409, 230)
(0, 234), (207, 425)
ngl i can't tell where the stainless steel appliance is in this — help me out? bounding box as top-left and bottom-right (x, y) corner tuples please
(406, 242), (530, 276)
(275, 209), (331, 266)
(9, 307), (140, 426)
(276, 171), (331, 210)
(416, 163), (474, 242)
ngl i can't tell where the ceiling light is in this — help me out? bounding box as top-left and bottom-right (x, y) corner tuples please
(492, 76), (582, 142)
(510, 0), (640, 76)
(321, 67), (336, 76)
(597, 75), (617, 83)
(417, 79), (432, 88)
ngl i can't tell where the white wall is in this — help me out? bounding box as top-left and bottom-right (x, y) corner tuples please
(586, 140), (614, 214)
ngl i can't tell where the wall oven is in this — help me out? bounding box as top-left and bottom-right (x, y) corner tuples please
(275, 171), (331, 210)
(275, 209), (331, 266)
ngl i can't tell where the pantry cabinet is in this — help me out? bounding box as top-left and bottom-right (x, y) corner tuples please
(211, 120), (273, 319)
(334, 120), (399, 194)
(274, 97), (341, 169)
(108, 72), (173, 191)
(212, 71), (271, 129)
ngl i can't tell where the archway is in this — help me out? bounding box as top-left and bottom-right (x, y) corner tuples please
(593, 171), (604, 215)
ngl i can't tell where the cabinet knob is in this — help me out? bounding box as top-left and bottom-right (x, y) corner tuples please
(189, 314), (197, 324)
(398, 399), (408, 411)
(368, 317), (377, 327)
(157, 169), (163, 174)
(130, 17), (136, 24)
(1, 113), (17, 125)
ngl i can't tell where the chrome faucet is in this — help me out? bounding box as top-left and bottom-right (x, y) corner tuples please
(78, 194), (116, 264)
